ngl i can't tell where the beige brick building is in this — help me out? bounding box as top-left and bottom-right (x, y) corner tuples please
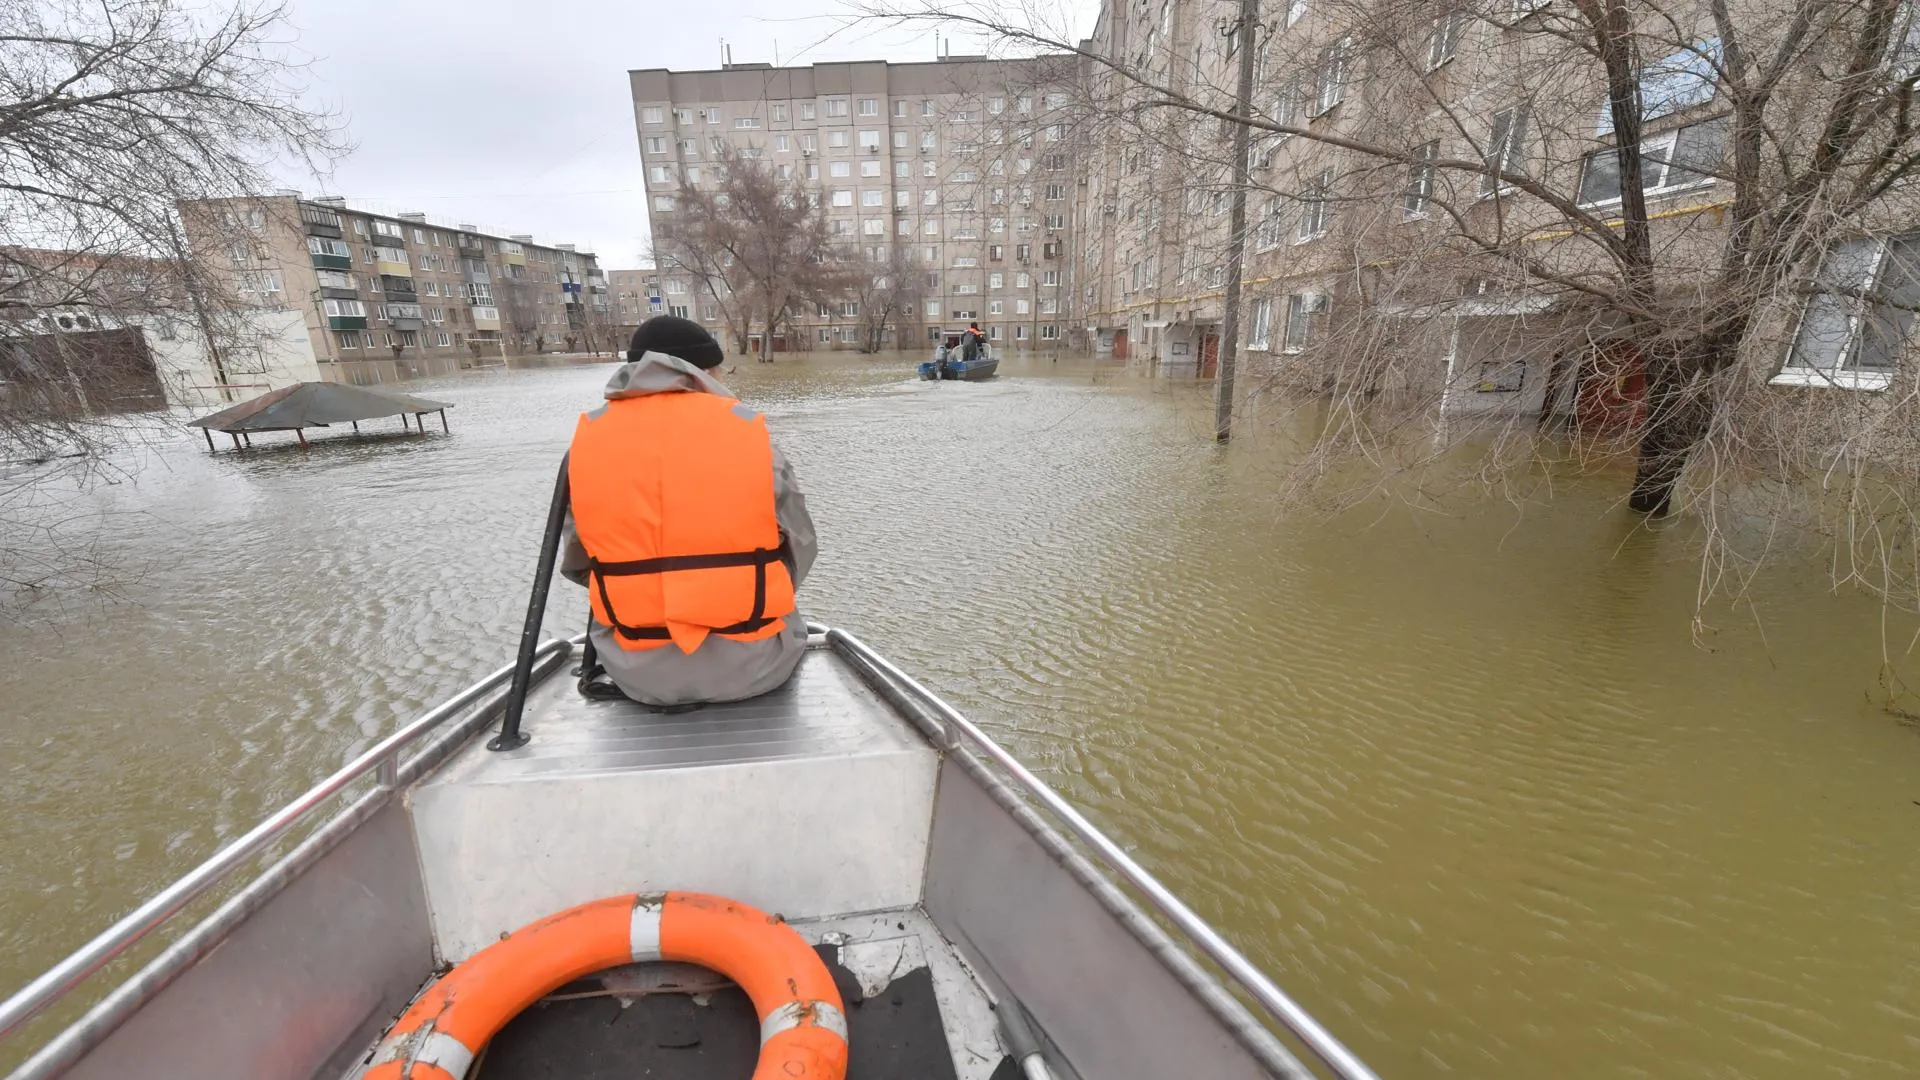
(629, 57), (1082, 353)
(180, 195), (610, 383)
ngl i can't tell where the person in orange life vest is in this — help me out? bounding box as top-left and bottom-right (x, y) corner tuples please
(559, 316), (816, 707)
(962, 321), (985, 362)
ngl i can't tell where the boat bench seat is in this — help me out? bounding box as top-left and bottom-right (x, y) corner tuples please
(408, 648), (941, 964)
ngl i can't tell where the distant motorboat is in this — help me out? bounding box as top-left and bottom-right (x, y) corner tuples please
(919, 329), (999, 381)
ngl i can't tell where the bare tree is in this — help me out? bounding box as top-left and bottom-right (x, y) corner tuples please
(653, 145), (853, 362)
(1, 0), (342, 590)
(849, 245), (928, 353)
(863, 0), (1920, 610)
(496, 274), (539, 353)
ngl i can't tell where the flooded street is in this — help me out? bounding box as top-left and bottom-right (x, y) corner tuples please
(3, 353), (1918, 1078)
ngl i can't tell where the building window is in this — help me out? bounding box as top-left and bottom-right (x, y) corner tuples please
(678, 138), (698, 156)
(829, 130), (849, 148)
(775, 134), (790, 153)
(862, 189), (884, 206)
(923, 189), (939, 206)
(336, 332), (360, 349)
(864, 219), (886, 235)
(735, 116), (761, 129)
(1041, 324), (1060, 339)
(1428, 11), (1467, 71)
(654, 195), (676, 211)
(861, 160), (881, 177)
(1578, 117), (1728, 205)
(1779, 233), (1920, 390)
(922, 160), (938, 177)
(1043, 213), (1066, 229)
(806, 163), (820, 181)
(893, 100), (908, 118)
(1016, 298), (1031, 314)
(773, 103), (789, 122)
(1298, 169), (1332, 240)
(831, 161), (851, 177)
(323, 298), (367, 317)
(1314, 38), (1351, 115)
(827, 98), (849, 117)
(644, 136), (667, 154)
(859, 129), (880, 149)
(798, 101), (815, 120)
(988, 96), (1005, 114)
(1044, 124), (1063, 142)
(1017, 95), (1033, 113)
(1405, 140), (1439, 217)
(709, 136), (727, 154)
(1283, 293), (1327, 352)
(649, 165), (674, 183)
(924, 220), (940, 235)
(858, 98), (878, 116)
(990, 217), (1005, 233)
(1041, 270), (1059, 286)
(675, 108), (693, 125)
(832, 189), (854, 207)
(1482, 106), (1530, 195)
(435, 332), (453, 347)
(921, 100), (935, 117)
(989, 245), (1004, 261)
(1246, 298), (1275, 351)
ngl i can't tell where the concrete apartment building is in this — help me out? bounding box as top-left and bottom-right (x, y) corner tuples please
(629, 57), (1082, 352)
(1072, 0), (1915, 423)
(608, 266), (664, 344)
(180, 195), (611, 386)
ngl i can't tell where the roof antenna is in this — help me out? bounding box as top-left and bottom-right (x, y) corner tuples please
(719, 37), (727, 66)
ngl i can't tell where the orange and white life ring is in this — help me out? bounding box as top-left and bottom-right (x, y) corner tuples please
(363, 891), (848, 1080)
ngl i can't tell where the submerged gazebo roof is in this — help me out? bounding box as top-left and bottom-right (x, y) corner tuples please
(188, 382), (453, 433)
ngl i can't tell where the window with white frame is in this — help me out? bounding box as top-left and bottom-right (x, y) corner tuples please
(924, 220), (940, 235)
(920, 131), (937, 151)
(1015, 271), (1030, 288)
(1406, 140), (1439, 217)
(989, 299), (1004, 315)
(644, 136), (667, 154)
(1017, 95), (1033, 113)
(806, 163), (820, 180)
(858, 98), (878, 116)
(735, 117), (761, 129)
(1246, 298), (1274, 351)
(832, 219), (853, 235)
(316, 269), (355, 290)
(859, 129), (880, 149)
(1041, 324), (1059, 339)
(864, 219), (886, 235)
(1298, 170), (1332, 240)
(1286, 0), (1308, 26)
(654, 195), (676, 211)
(649, 165), (674, 184)
(1044, 183), (1066, 200)
(801, 102), (816, 120)
(704, 108), (721, 125)
(1779, 233), (1920, 389)
(773, 103), (789, 122)
(1016, 298), (1031, 314)
(1314, 39), (1350, 115)
(832, 189), (854, 207)
(1041, 270), (1059, 286)
(898, 219), (913, 235)
(860, 160), (881, 178)
(829, 130), (849, 148)
(827, 98), (849, 117)
(678, 138), (697, 155)
(1482, 106), (1530, 195)
(1428, 11), (1467, 71)
(1283, 293), (1327, 352)
(895, 190), (911, 208)
(686, 165), (703, 184)
(923, 189), (939, 206)
(675, 108), (693, 125)
(862, 189), (884, 206)
(989, 272), (1004, 289)
(336, 331), (360, 349)
(831, 161), (851, 177)
(1578, 117), (1728, 205)
(893, 100), (908, 118)
(925, 300), (941, 318)
(1015, 325), (1029, 339)
(775, 135), (790, 153)
(323, 298), (366, 318)
(1044, 124), (1063, 142)
(896, 161), (910, 178)
(709, 136), (726, 153)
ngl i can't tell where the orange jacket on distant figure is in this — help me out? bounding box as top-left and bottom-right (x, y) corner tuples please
(568, 391), (795, 655)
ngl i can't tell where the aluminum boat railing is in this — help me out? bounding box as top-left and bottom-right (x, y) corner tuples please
(0, 625), (1380, 1080)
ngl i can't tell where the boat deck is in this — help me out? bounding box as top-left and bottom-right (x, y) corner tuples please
(403, 649), (1022, 1078)
(477, 908), (1015, 1080)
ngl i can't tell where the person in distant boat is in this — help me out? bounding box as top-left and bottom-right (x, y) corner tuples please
(962, 322), (986, 363)
(559, 315), (816, 708)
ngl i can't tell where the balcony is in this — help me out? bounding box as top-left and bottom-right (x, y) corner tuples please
(326, 316), (366, 330)
(457, 240), (486, 260)
(310, 252), (352, 271)
(301, 206), (343, 238)
(319, 285), (359, 300)
(380, 274), (417, 300)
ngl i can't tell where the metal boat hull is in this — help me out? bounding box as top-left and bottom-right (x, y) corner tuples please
(2, 629), (1370, 1080)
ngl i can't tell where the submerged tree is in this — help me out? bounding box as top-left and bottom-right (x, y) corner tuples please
(862, 0), (1920, 609)
(849, 245), (929, 353)
(0, 0), (343, 590)
(651, 145), (852, 362)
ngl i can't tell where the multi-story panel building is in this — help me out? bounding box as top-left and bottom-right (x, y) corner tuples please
(179, 195), (607, 381)
(629, 57), (1080, 352)
(608, 266), (663, 344)
(1076, 0), (1920, 429)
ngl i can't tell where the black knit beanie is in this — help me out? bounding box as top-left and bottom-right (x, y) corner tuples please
(629, 315), (724, 369)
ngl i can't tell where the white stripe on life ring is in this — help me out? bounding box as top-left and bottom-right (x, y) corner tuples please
(629, 894), (664, 962)
(760, 999), (849, 1045)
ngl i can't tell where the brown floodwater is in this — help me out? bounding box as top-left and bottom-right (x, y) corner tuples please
(2, 352), (1917, 1078)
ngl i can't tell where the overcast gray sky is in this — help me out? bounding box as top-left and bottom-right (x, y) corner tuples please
(279, 1), (1094, 270)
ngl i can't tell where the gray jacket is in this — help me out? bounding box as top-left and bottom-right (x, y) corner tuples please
(559, 351), (817, 707)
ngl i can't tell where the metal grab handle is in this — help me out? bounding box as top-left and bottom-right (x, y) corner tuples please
(491, 453), (571, 750)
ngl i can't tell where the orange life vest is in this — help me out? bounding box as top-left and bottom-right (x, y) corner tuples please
(568, 391), (794, 654)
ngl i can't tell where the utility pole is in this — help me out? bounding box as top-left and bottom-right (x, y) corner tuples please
(1214, 0), (1261, 444)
